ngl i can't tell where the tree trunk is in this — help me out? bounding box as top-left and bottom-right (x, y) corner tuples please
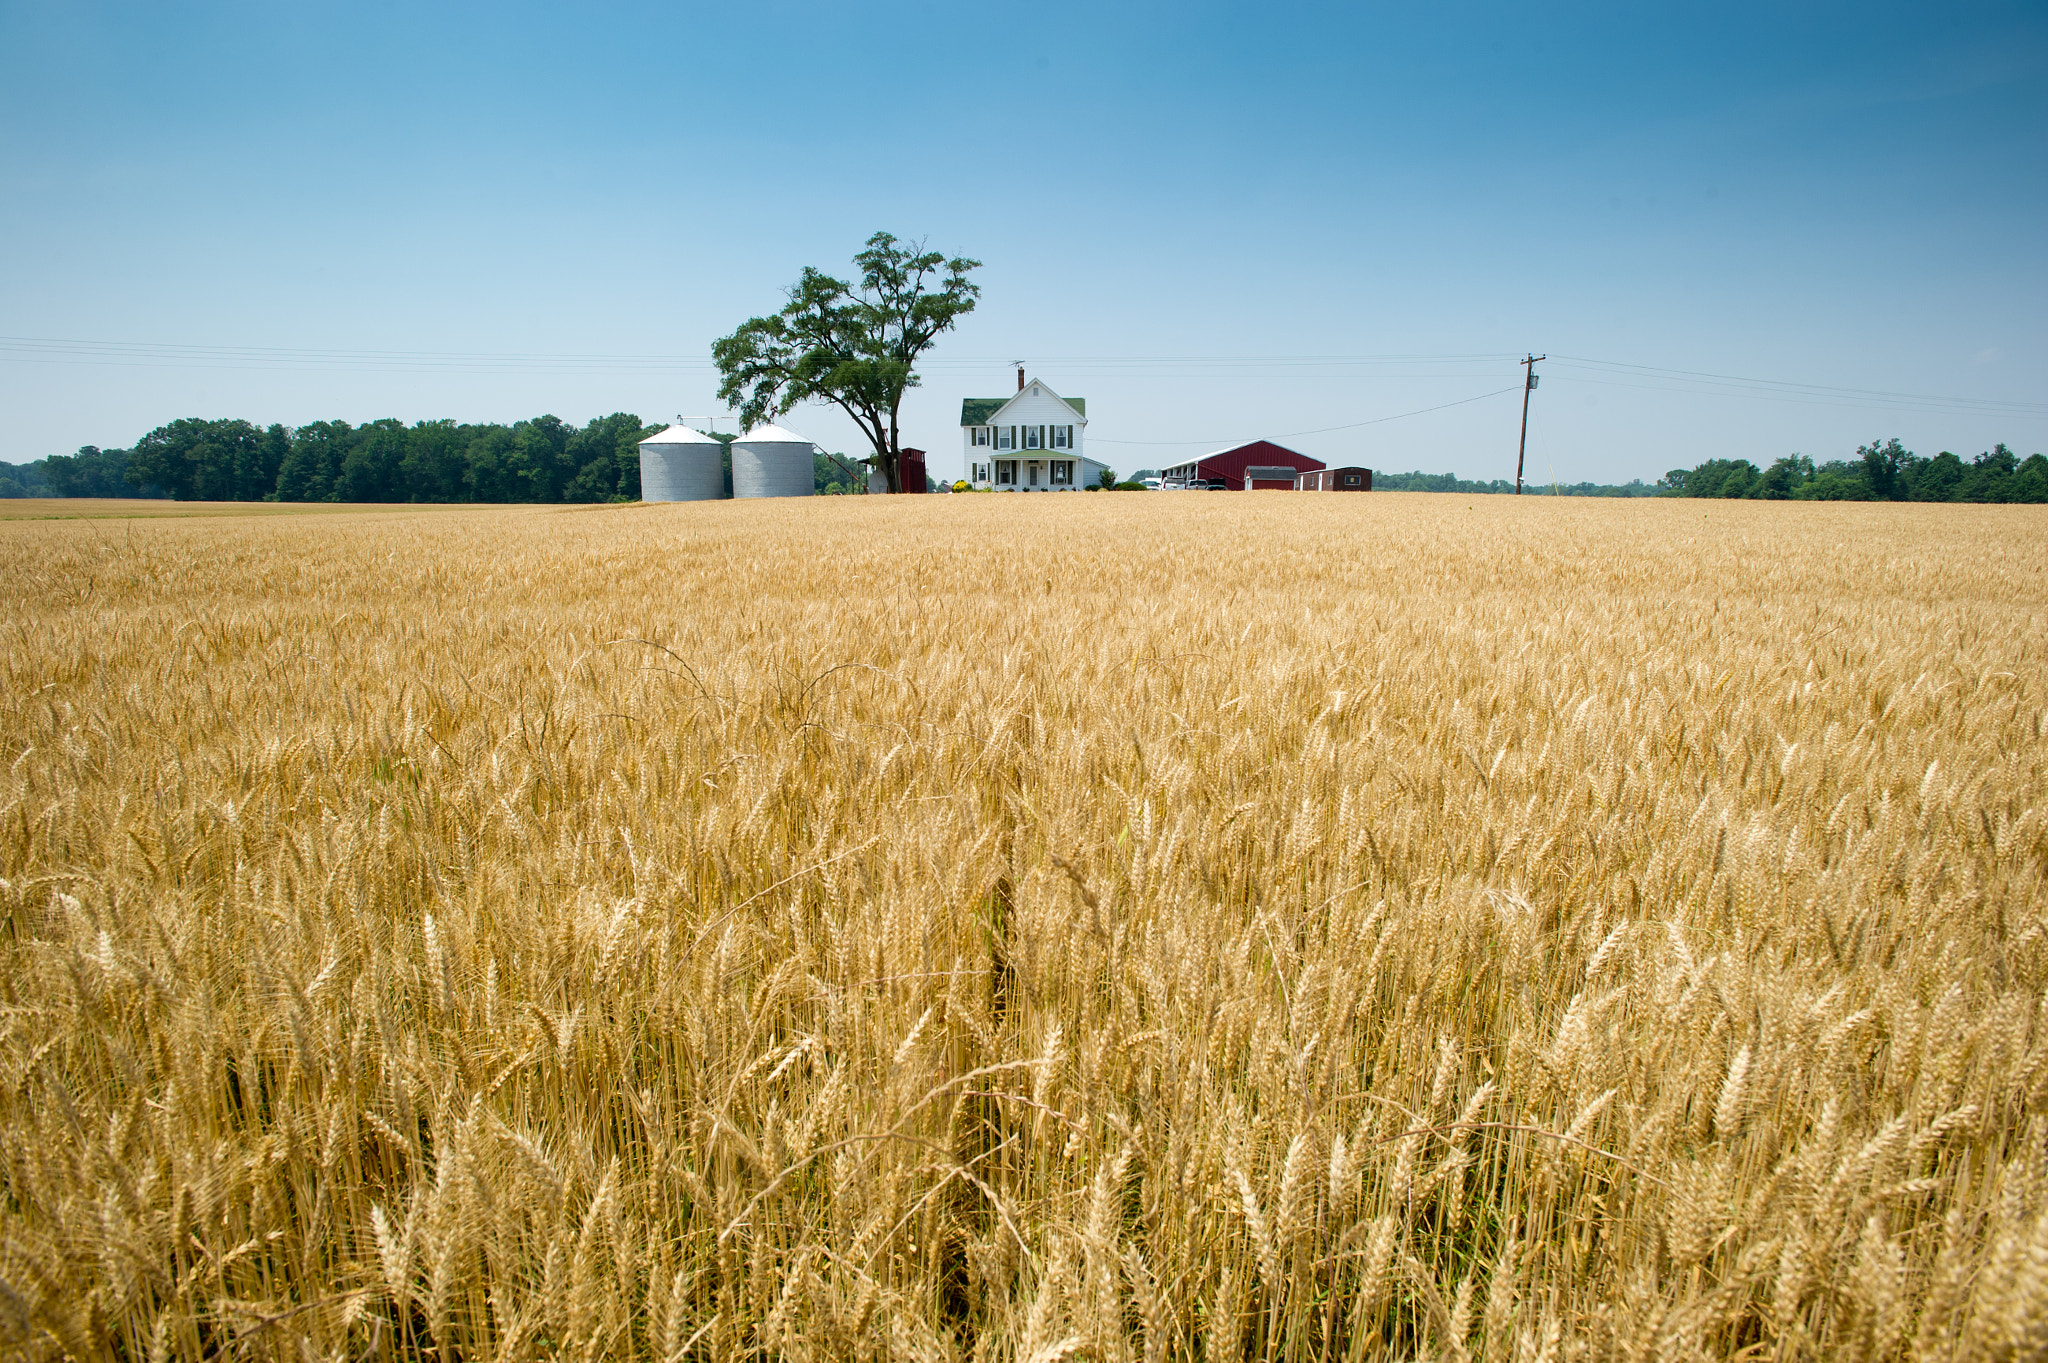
(882, 404), (903, 493)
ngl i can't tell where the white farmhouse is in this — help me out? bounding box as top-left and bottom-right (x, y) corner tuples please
(961, 373), (1109, 490)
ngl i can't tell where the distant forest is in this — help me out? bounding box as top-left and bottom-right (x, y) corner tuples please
(1368, 439), (2046, 501)
(1233, 438), (2045, 501)
(0, 414), (871, 502)
(1658, 440), (2047, 502)
(1372, 471), (1660, 497)
(3, 421), (2040, 505)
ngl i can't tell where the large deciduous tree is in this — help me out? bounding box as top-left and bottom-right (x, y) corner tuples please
(712, 232), (980, 493)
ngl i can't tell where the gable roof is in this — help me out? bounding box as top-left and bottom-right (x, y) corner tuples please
(1161, 441), (1325, 483)
(960, 385), (1086, 425)
(1175, 440), (1321, 469)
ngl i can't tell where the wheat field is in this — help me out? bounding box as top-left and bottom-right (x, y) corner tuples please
(2, 493), (2044, 1362)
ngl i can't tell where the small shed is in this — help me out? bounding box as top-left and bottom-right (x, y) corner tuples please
(1243, 465), (1303, 490)
(1298, 467), (1372, 492)
(872, 448), (930, 493)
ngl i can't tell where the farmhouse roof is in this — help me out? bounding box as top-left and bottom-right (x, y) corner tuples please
(960, 392), (1087, 425)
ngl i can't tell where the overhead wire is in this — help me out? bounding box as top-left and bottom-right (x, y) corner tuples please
(1550, 371), (2044, 417)
(1552, 355), (2048, 412)
(1090, 386), (1523, 446)
(0, 335), (1520, 374)
(2, 334), (2038, 429)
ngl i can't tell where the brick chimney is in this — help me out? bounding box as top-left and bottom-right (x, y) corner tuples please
(1017, 364), (1025, 392)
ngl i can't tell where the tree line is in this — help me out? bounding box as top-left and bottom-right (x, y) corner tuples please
(1374, 470), (1659, 497)
(7, 421), (2040, 506)
(1660, 440), (2047, 502)
(0, 414), (883, 502)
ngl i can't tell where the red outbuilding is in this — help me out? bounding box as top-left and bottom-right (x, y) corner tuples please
(898, 448), (927, 492)
(1161, 440), (1324, 491)
(1298, 467), (1372, 491)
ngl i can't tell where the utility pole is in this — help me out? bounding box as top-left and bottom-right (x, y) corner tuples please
(1515, 353), (1545, 495)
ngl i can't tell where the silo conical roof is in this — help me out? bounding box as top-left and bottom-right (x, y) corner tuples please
(737, 422), (814, 446)
(640, 424), (724, 445)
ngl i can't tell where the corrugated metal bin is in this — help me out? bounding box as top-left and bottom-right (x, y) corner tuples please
(637, 424), (725, 502)
(732, 422), (816, 499)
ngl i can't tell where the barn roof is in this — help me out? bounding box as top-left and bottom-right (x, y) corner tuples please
(1190, 440), (1318, 466)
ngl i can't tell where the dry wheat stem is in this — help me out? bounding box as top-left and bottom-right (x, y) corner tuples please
(0, 493), (2042, 1361)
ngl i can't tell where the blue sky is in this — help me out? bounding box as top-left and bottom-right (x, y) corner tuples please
(2, 0), (2043, 483)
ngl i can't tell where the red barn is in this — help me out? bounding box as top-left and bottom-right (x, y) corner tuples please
(1161, 440), (1324, 491)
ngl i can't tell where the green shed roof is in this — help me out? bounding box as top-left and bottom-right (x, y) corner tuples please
(959, 394), (1086, 425)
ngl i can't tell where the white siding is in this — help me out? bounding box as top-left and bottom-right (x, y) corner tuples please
(962, 381), (1089, 489)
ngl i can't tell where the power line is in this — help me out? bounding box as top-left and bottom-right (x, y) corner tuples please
(1549, 370), (2047, 417)
(1090, 386), (1522, 446)
(1547, 356), (2048, 416)
(1, 333), (2039, 421)
(0, 335), (1519, 369)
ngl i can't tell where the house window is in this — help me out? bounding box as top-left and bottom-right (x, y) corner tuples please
(973, 428), (990, 446)
(997, 427), (1014, 450)
(996, 461), (1015, 485)
(1051, 461), (1072, 485)
(1024, 425), (1043, 450)
(1052, 425), (1070, 448)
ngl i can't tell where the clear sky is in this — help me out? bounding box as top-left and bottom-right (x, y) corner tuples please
(3, 0), (2043, 484)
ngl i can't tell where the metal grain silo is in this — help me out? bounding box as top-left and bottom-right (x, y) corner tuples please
(637, 424), (725, 502)
(732, 422), (816, 499)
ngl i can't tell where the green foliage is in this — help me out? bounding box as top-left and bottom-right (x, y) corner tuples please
(20, 414), (659, 504)
(124, 418), (288, 501)
(1376, 470), (1658, 497)
(0, 460), (52, 498)
(41, 446), (157, 498)
(1661, 459), (1760, 499)
(814, 451), (862, 496)
(1796, 463), (1873, 501)
(0, 467), (37, 498)
(1660, 440), (2048, 503)
(1095, 466), (1118, 490)
(712, 232), (979, 493)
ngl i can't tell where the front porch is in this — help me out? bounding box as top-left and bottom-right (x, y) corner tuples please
(990, 456), (1083, 490)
